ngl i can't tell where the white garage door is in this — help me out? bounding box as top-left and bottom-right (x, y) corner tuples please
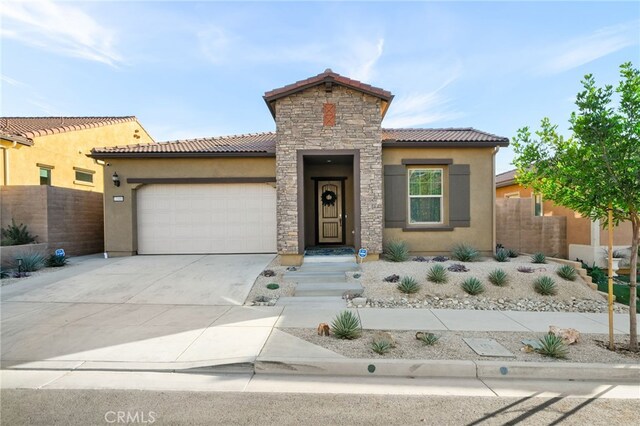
(137, 183), (277, 254)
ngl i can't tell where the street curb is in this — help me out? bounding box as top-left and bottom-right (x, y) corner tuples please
(255, 357), (640, 382)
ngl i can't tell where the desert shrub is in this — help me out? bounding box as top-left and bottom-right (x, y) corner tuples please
(494, 249), (510, 262)
(432, 256), (449, 262)
(461, 277), (485, 295)
(531, 252), (547, 264)
(556, 265), (577, 281)
(534, 276), (557, 295)
(15, 253), (45, 272)
(397, 276), (421, 294)
(266, 283), (279, 290)
(418, 332), (440, 346)
(370, 339), (392, 355)
(451, 244), (480, 262)
(537, 334), (568, 359)
(0, 267), (9, 279)
(46, 254), (68, 267)
(488, 269), (509, 287)
(330, 311), (361, 340)
(1, 219), (37, 246)
(506, 248), (519, 258)
(384, 240), (409, 262)
(427, 264), (448, 284)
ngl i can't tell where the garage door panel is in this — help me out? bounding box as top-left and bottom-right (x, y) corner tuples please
(137, 183), (277, 254)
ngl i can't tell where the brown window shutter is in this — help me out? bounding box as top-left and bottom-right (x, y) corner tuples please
(323, 103), (336, 126)
(384, 165), (406, 228)
(449, 164), (471, 227)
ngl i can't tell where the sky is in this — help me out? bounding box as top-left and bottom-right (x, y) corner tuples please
(1, 1), (638, 173)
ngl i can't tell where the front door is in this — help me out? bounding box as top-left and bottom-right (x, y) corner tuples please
(317, 180), (344, 244)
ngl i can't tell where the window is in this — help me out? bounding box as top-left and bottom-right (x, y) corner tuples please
(534, 193), (543, 216)
(39, 168), (51, 186)
(408, 168), (443, 224)
(75, 170), (94, 183)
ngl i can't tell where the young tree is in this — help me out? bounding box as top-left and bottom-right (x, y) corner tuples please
(512, 62), (639, 351)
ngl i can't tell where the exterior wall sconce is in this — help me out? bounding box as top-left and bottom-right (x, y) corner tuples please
(112, 172), (121, 187)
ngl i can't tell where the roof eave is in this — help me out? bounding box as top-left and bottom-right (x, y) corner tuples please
(496, 179), (517, 188)
(382, 140), (510, 148)
(89, 151), (276, 159)
(0, 135), (34, 146)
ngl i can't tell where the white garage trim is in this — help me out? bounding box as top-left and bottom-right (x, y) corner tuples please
(136, 183), (277, 254)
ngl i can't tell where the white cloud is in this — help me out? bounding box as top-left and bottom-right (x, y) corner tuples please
(197, 25), (385, 82)
(0, 0), (122, 66)
(536, 20), (639, 75)
(1, 74), (28, 87)
(383, 69), (463, 128)
(27, 98), (63, 116)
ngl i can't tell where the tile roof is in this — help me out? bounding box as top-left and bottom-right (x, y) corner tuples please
(382, 128), (509, 143)
(91, 132), (277, 156)
(496, 168), (518, 187)
(264, 68), (393, 102)
(91, 128), (509, 157)
(0, 117), (138, 144)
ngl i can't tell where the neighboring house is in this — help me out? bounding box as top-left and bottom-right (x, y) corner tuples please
(0, 117), (154, 258)
(496, 168), (633, 265)
(91, 70), (509, 265)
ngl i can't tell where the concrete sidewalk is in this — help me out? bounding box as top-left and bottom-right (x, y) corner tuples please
(2, 304), (635, 373)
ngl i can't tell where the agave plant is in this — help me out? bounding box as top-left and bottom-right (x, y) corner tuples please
(531, 252), (547, 264)
(384, 240), (409, 262)
(370, 339), (392, 355)
(15, 253), (45, 272)
(451, 244), (480, 262)
(46, 254), (68, 268)
(494, 249), (510, 262)
(534, 276), (557, 296)
(556, 265), (577, 281)
(506, 248), (519, 258)
(537, 334), (568, 359)
(330, 310), (361, 340)
(427, 264), (448, 284)
(397, 276), (421, 294)
(418, 332), (440, 346)
(488, 269), (509, 287)
(461, 277), (485, 295)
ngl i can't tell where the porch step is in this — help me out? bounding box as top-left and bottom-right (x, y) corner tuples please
(303, 255), (355, 264)
(296, 262), (359, 273)
(284, 272), (347, 283)
(295, 282), (363, 297)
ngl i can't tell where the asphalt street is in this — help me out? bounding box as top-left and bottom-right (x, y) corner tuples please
(2, 389), (638, 426)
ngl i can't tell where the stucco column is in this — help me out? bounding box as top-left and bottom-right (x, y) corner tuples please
(590, 219), (600, 247)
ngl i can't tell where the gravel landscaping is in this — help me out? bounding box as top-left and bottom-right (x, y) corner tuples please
(244, 254), (632, 313)
(284, 328), (640, 364)
(244, 256), (296, 305)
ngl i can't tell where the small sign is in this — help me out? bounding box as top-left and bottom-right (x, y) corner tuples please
(55, 249), (65, 257)
(113, 196), (124, 202)
(358, 248), (368, 259)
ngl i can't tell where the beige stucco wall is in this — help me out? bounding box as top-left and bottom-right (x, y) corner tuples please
(102, 157), (276, 256)
(0, 121), (153, 191)
(383, 147), (496, 255)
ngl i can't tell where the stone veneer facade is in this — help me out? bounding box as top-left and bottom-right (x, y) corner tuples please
(274, 85), (384, 255)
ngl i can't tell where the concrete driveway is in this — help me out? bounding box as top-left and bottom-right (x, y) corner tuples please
(1, 254), (277, 370)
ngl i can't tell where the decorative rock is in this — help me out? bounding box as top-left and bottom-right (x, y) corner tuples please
(549, 326), (581, 345)
(372, 331), (396, 347)
(352, 297), (367, 307)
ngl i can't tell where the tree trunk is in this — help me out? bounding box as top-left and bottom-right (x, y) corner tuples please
(629, 215), (639, 352)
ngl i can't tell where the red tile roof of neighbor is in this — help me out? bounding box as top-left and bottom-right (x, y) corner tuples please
(496, 168), (518, 187)
(90, 128), (509, 157)
(0, 117), (139, 144)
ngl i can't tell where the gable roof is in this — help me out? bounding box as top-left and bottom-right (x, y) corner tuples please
(263, 69), (394, 118)
(0, 116), (142, 145)
(496, 168), (518, 187)
(90, 128), (509, 158)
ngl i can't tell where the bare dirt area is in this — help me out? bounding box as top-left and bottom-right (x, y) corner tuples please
(285, 328), (640, 364)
